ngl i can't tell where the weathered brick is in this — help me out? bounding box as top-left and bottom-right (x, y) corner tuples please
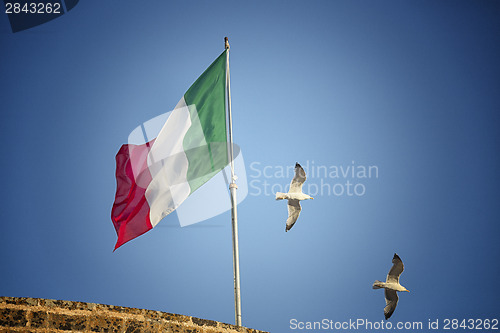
(0, 297), (38, 307)
(89, 315), (124, 333)
(124, 319), (144, 333)
(0, 297), (17, 305)
(0, 308), (28, 327)
(142, 310), (162, 321)
(40, 298), (93, 311)
(161, 322), (185, 333)
(30, 310), (47, 328)
(41, 299), (69, 309)
(160, 312), (191, 324)
(218, 322), (241, 331)
(142, 318), (161, 332)
(191, 317), (217, 327)
(94, 303), (113, 312)
(68, 301), (97, 311)
(95, 304), (143, 316)
(0, 329), (14, 333)
(0, 329), (38, 333)
(49, 313), (87, 331)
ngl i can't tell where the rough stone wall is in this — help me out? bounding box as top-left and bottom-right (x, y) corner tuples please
(0, 297), (268, 333)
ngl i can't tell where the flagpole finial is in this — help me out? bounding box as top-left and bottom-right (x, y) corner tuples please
(225, 37), (230, 50)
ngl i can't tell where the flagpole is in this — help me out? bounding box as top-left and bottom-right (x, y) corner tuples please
(225, 37), (242, 327)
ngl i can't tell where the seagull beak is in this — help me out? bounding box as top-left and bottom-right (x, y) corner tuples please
(406, 289), (410, 292)
(311, 197), (314, 200)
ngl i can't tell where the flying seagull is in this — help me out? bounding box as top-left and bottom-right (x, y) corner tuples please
(275, 162), (314, 232)
(372, 253), (410, 320)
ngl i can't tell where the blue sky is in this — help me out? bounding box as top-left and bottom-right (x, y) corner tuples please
(1, 1), (499, 332)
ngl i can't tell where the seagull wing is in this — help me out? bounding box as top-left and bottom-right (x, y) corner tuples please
(289, 163), (307, 193)
(386, 253), (404, 283)
(285, 200), (301, 232)
(384, 289), (399, 320)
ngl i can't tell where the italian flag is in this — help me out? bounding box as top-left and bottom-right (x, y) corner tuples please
(111, 50), (228, 250)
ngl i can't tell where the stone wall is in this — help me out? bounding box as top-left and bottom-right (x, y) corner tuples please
(0, 297), (268, 333)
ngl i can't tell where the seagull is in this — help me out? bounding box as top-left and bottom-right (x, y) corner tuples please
(275, 162), (314, 232)
(372, 253), (410, 320)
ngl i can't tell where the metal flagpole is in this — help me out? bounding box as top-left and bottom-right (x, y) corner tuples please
(224, 37), (242, 327)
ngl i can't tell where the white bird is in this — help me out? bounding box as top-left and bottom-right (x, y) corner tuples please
(373, 253), (410, 320)
(275, 162), (314, 232)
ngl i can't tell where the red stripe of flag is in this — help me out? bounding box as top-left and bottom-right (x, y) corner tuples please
(111, 140), (155, 250)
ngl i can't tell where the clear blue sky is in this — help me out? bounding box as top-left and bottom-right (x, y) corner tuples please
(1, 1), (499, 332)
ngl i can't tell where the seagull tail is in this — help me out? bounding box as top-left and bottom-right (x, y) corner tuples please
(372, 280), (385, 289)
(275, 192), (287, 200)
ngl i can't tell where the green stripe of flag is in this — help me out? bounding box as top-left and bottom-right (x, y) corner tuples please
(183, 50), (228, 193)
